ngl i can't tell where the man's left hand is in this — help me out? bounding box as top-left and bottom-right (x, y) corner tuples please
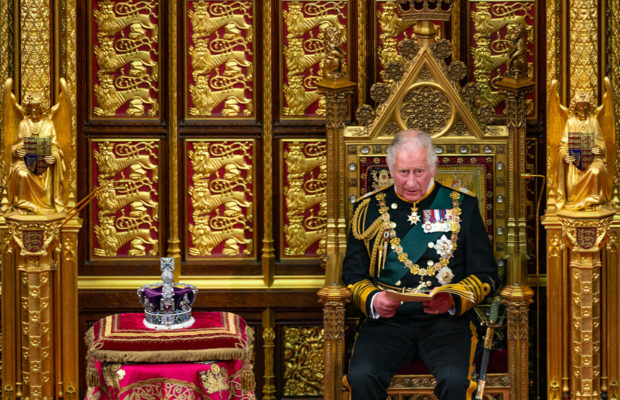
(422, 292), (454, 315)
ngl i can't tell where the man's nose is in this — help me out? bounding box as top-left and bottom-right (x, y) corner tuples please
(407, 174), (417, 186)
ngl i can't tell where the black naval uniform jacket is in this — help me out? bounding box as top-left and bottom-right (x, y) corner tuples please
(342, 182), (497, 318)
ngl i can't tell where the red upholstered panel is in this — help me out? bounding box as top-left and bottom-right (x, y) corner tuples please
(86, 312), (253, 363)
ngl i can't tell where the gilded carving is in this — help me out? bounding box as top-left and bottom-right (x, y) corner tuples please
(548, 79), (616, 211)
(283, 326), (324, 396)
(6, 217), (62, 257)
(62, 0), (79, 207)
(20, 0), (51, 109)
(188, 1), (254, 118)
(261, 0), (276, 275)
(470, 2), (533, 112)
(2, 79), (72, 215)
(569, 0), (598, 97)
(611, 0), (620, 204)
(187, 141), (254, 257)
(92, 0), (159, 117)
(400, 85), (452, 134)
(283, 141), (327, 257)
(282, 1), (346, 116)
(92, 140), (159, 257)
(0, 0), (11, 202)
(377, 1), (415, 82)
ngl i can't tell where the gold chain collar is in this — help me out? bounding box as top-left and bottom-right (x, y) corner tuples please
(375, 191), (462, 283)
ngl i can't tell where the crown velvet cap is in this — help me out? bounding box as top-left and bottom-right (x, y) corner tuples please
(137, 258), (198, 329)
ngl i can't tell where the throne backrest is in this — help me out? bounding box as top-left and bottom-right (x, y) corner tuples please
(342, 39), (511, 264)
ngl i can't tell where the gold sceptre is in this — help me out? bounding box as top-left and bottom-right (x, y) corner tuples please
(61, 183), (108, 226)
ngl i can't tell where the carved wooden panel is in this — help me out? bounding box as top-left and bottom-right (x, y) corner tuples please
(185, 0), (255, 118)
(90, 139), (161, 259)
(280, 140), (327, 258)
(90, 0), (160, 119)
(467, 0), (537, 118)
(282, 325), (324, 397)
(280, 0), (348, 118)
(185, 139), (256, 258)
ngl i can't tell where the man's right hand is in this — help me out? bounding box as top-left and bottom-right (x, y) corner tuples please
(16, 148), (26, 157)
(373, 291), (401, 318)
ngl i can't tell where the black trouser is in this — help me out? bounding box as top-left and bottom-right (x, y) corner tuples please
(347, 315), (477, 400)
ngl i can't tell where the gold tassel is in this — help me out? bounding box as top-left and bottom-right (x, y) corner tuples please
(86, 367), (100, 387)
(240, 359), (255, 392)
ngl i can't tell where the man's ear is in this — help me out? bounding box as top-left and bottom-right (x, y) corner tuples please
(432, 159), (439, 175)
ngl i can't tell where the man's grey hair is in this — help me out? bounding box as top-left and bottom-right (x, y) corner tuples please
(386, 130), (438, 171)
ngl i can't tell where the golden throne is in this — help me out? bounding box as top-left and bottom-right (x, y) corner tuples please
(317, 2), (533, 399)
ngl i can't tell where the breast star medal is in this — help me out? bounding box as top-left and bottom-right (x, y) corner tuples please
(407, 202), (420, 225)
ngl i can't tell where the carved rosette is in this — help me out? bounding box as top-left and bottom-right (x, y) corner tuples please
(400, 84), (452, 134)
(186, 140), (255, 258)
(91, 0), (160, 118)
(187, 0), (254, 118)
(469, 1), (536, 116)
(283, 326), (324, 396)
(282, 140), (327, 257)
(282, 0), (347, 117)
(92, 140), (160, 258)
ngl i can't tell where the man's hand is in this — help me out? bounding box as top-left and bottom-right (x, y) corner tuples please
(591, 145), (603, 156)
(422, 292), (454, 315)
(373, 291), (401, 318)
(16, 147), (26, 157)
(564, 154), (576, 164)
(45, 155), (55, 165)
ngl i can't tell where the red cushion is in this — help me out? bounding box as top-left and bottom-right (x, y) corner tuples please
(85, 312), (253, 363)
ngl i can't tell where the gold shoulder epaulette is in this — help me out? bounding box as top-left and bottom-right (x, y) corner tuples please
(452, 186), (476, 197)
(356, 184), (393, 201)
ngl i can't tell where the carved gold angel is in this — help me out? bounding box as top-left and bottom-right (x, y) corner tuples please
(2, 78), (72, 215)
(548, 78), (616, 211)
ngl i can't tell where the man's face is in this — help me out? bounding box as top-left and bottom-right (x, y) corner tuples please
(389, 145), (436, 202)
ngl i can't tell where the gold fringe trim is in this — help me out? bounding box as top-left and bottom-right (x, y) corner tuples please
(85, 324), (254, 363)
(88, 348), (251, 364)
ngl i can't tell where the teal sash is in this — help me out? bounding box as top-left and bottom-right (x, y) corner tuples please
(379, 186), (460, 285)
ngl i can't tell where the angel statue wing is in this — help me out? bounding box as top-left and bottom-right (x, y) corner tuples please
(50, 77), (73, 207)
(547, 79), (569, 196)
(596, 76), (616, 204)
(2, 79), (24, 206)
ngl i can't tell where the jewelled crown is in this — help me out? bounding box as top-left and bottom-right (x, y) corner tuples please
(137, 258), (198, 330)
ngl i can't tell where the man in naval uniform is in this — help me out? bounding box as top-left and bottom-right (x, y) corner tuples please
(343, 130), (497, 400)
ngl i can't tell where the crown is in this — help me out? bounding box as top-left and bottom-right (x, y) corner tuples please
(395, 0), (454, 22)
(137, 258), (198, 330)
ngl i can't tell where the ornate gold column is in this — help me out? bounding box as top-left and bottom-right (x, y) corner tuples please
(603, 221), (620, 400)
(317, 25), (355, 400)
(261, 0), (276, 286)
(261, 309), (276, 400)
(2, 214), (63, 400)
(558, 209), (615, 400)
(496, 75), (535, 400)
